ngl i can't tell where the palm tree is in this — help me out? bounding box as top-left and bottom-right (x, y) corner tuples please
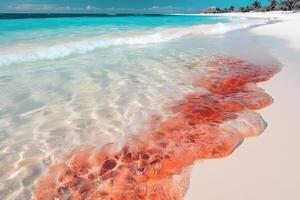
(277, 0), (300, 10)
(267, 0), (278, 11)
(294, 0), (300, 9)
(287, 0), (300, 10)
(229, 6), (235, 11)
(252, 0), (262, 10)
(282, 0), (294, 9)
(245, 5), (252, 11)
(202, 0), (299, 13)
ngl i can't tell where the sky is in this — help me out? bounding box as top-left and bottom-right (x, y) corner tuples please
(0, 0), (268, 14)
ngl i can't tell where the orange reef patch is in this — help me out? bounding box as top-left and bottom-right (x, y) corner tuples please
(34, 56), (281, 200)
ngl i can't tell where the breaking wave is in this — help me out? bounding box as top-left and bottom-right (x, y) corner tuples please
(0, 19), (266, 66)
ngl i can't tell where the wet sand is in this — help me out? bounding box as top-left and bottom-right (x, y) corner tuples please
(186, 12), (300, 200)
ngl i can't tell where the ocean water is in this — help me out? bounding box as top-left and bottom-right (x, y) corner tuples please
(0, 14), (279, 200)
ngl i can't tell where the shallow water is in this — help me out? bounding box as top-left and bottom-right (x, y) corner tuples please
(0, 15), (278, 199)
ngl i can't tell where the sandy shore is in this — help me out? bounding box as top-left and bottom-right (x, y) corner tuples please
(185, 12), (300, 200)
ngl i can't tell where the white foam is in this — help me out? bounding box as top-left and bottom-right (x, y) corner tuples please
(0, 19), (266, 66)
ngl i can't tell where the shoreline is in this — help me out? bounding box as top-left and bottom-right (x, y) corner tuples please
(0, 12), (299, 199)
(199, 11), (300, 51)
(185, 12), (300, 200)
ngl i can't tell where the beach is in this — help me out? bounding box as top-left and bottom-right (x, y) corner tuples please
(0, 12), (299, 200)
(186, 12), (300, 200)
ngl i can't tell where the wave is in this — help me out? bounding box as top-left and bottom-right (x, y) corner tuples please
(0, 19), (266, 66)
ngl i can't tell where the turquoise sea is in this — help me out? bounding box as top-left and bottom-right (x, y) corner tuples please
(0, 14), (270, 199)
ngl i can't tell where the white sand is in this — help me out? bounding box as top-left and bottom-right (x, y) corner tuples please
(185, 12), (300, 200)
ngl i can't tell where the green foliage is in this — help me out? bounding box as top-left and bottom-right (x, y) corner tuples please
(237, 5), (252, 12)
(201, 0), (300, 13)
(252, 0), (262, 10)
(229, 6), (235, 11)
(281, 0), (300, 10)
(267, 0), (278, 11)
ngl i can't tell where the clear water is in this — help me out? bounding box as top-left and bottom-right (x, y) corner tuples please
(0, 15), (226, 46)
(0, 14), (268, 199)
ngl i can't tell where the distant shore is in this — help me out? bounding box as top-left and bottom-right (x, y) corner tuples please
(186, 11), (300, 200)
(195, 11), (300, 51)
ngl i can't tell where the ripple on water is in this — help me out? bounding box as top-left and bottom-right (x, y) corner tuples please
(33, 56), (280, 200)
(0, 34), (279, 199)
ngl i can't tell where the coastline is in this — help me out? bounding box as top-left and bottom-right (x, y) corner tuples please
(0, 12), (299, 199)
(186, 12), (300, 200)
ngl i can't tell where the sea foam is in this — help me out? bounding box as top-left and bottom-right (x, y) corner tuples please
(0, 18), (266, 67)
